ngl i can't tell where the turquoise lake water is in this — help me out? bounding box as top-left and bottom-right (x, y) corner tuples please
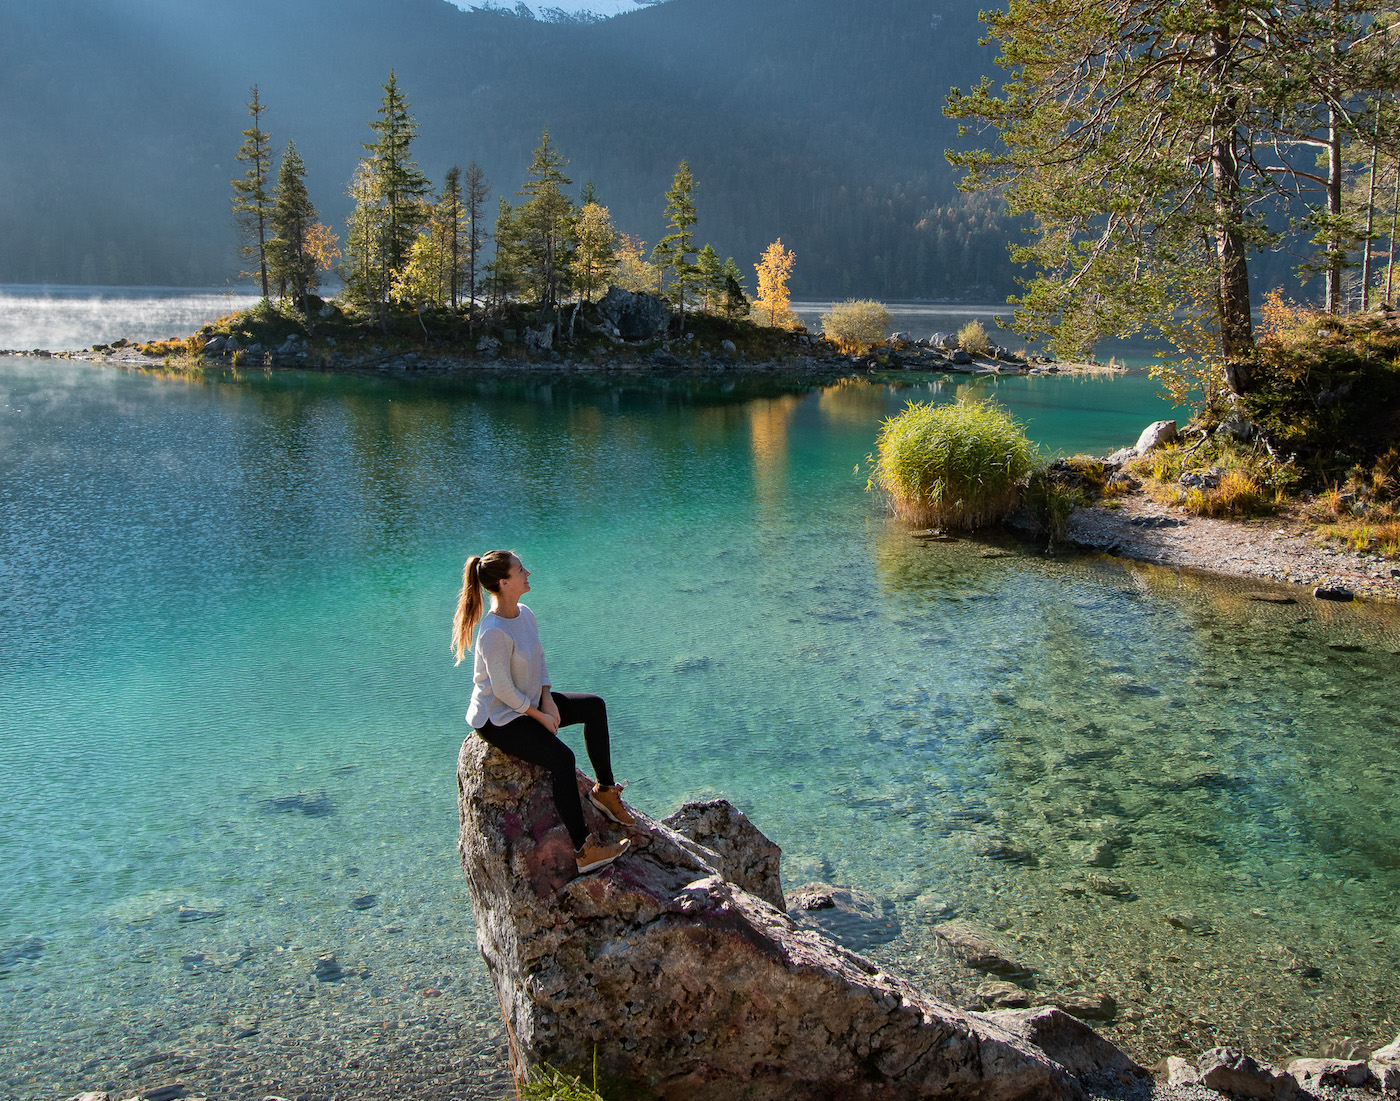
(2, 352), (1398, 1100)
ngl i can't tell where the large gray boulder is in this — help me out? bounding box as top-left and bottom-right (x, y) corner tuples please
(457, 737), (1137, 1100)
(662, 798), (785, 910)
(597, 285), (671, 341)
(1134, 419), (1178, 455)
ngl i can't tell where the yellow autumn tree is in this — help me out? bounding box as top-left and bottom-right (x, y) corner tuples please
(612, 233), (656, 293)
(573, 201), (617, 304)
(753, 238), (799, 329)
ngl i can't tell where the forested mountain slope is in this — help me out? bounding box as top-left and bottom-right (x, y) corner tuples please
(0, 0), (1015, 297)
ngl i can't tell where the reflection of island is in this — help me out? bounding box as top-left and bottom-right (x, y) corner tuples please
(816, 378), (903, 428)
(748, 394), (801, 514)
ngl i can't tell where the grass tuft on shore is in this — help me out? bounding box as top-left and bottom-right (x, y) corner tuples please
(869, 396), (1036, 529)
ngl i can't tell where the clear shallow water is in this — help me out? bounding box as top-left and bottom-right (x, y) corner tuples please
(1, 353), (1398, 1099)
(0, 285), (263, 352)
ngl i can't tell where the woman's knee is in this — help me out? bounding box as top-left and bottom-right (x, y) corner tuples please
(544, 740), (577, 773)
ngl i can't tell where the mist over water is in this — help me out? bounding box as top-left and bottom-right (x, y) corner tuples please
(0, 285), (263, 352)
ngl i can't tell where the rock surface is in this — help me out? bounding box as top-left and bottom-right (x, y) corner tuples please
(661, 798), (785, 910)
(1196, 1047), (1311, 1100)
(597, 285), (671, 341)
(457, 736), (1138, 1099)
(1134, 420), (1178, 455)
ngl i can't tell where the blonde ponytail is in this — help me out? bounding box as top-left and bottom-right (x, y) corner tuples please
(451, 549), (517, 665)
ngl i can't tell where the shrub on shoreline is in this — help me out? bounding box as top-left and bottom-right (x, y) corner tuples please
(821, 299), (891, 354)
(869, 396), (1036, 529)
(957, 319), (992, 356)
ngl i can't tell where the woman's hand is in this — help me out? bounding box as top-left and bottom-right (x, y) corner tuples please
(540, 690), (561, 726)
(528, 705), (560, 736)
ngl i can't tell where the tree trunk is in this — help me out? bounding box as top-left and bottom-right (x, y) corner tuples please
(1326, 105), (1344, 313)
(1211, 127), (1253, 363)
(1362, 137), (1380, 310)
(1387, 156), (1400, 304)
(1208, 13), (1252, 368)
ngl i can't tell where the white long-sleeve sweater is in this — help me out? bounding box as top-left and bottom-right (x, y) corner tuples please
(466, 605), (552, 729)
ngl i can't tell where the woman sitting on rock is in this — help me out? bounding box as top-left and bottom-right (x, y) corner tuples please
(452, 549), (634, 876)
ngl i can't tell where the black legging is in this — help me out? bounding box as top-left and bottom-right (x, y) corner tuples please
(475, 691), (615, 849)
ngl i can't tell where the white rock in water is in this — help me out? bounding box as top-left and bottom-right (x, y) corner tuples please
(1134, 420), (1178, 455)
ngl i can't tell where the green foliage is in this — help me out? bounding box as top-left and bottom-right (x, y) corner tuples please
(956, 319), (991, 357)
(267, 140), (321, 312)
(944, 0), (1400, 365)
(820, 299), (891, 353)
(1023, 468), (1084, 549)
(348, 70), (433, 316)
(1237, 292), (1400, 485)
(519, 1062), (606, 1101)
(719, 256), (750, 320)
(231, 85), (274, 300)
(1125, 438), (1295, 517)
(695, 244), (723, 312)
(653, 160), (701, 322)
(463, 162), (492, 316)
(869, 397), (1037, 529)
(499, 130), (578, 313)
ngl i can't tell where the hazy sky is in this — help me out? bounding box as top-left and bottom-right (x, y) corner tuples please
(445, 0), (646, 15)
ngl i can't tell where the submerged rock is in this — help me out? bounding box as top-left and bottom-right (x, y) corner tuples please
(457, 736), (1134, 1099)
(260, 790), (333, 817)
(785, 883), (901, 954)
(930, 920), (1036, 983)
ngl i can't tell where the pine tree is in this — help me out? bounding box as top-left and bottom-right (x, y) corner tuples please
(574, 200), (618, 304)
(267, 140), (320, 316)
(753, 239), (798, 329)
(441, 167), (465, 309)
(720, 256), (751, 320)
(464, 162), (491, 321)
(231, 86), (274, 300)
(653, 161), (700, 325)
(945, 0), (1400, 372)
(486, 194), (525, 309)
(507, 130), (576, 313)
(362, 70), (432, 304)
(696, 244), (723, 312)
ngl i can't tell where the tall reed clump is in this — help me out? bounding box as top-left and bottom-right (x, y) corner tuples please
(869, 397), (1036, 528)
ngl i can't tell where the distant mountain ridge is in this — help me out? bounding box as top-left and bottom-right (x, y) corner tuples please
(0, 0), (1016, 297)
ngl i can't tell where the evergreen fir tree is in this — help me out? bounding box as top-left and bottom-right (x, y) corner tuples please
(720, 256), (751, 320)
(653, 160), (700, 325)
(508, 130), (576, 313)
(231, 86), (274, 300)
(267, 140), (320, 317)
(441, 167), (465, 309)
(362, 70), (432, 305)
(696, 244), (723, 312)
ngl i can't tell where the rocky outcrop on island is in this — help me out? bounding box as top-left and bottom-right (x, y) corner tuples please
(596, 286), (672, 342)
(456, 735), (1142, 1100)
